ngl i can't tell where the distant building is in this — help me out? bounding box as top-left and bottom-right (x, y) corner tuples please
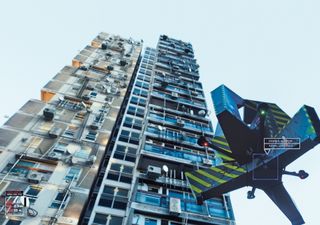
(0, 33), (235, 225)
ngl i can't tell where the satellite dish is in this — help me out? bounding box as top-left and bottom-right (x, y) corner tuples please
(157, 125), (164, 131)
(162, 165), (169, 173)
(198, 110), (206, 116)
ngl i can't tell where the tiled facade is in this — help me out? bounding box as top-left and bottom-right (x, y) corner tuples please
(0, 32), (142, 225)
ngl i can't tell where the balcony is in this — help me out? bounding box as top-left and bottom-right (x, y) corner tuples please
(132, 191), (235, 225)
(148, 112), (213, 134)
(151, 91), (207, 110)
(142, 143), (216, 166)
(145, 126), (198, 146)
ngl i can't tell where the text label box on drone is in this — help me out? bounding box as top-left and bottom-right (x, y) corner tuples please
(264, 138), (300, 150)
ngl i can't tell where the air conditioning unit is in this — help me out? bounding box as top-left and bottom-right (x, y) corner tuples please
(191, 91), (198, 96)
(119, 60), (127, 66)
(43, 108), (55, 121)
(101, 43), (107, 50)
(147, 165), (161, 179)
(48, 152), (61, 160)
(79, 65), (88, 71)
(176, 119), (185, 127)
(172, 92), (179, 99)
(119, 82), (127, 89)
(106, 65), (114, 71)
(169, 197), (181, 215)
(87, 155), (97, 165)
(27, 171), (43, 184)
(48, 127), (62, 138)
(202, 158), (213, 166)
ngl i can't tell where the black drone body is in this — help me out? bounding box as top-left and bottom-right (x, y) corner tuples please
(186, 85), (320, 225)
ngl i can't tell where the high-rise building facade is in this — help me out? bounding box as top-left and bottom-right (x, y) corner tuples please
(0, 33), (142, 225)
(0, 33), (235, 225)
(82, 35), (235, 225)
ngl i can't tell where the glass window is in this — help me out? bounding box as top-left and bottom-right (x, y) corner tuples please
(99, 185), (129, 210)
(93, 214), (123, 225)
(114, 145), (137, 162)
(65, 166), (82, 181)
(49, 191), (69, 209)
(110, 164), (122, 171)
(103, 186), (114, 195)
(109, 216), (123, 225)
(145, 218), (157, 225)
(119, 130), (140, 145)
(93, 213), (107, 224)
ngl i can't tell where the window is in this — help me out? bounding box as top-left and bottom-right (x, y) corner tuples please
(109, 216), (123, 225)
(23, 136), (43, 151)
(136, 192), (161, 206)
(109, 163), (133, 175)
(65, 166), (82, 181)
(136, 81), (149, 90)
(93, 213), (108, 225)
(107, 163), (133, 184)
(123, 117), (143, 130)
(24, 186), (42, 205)
(93, 213), (123, 225)
(6, 221), (21, 225)
(119, 130), (140, 145)
(74, 146), (91, 159)
(89, 91), (98, 98)
(98, 185), (129, 210)
(133, 88), (148, 98)
(130, 96), (146, 107)
(148, 186), (159, 194)
(85, 130), (98, 141)
(50, 191), (69, 209)
(113, 145), (137, 162)
(94, 112), (106, 124)
(137, 74), (151, 82)
(145, 218), (157, 225)
(127, 106), (145, 118)
(36, 121), (53, 132)
(73, 112), (86, 122)
(63, 125), (79, 138)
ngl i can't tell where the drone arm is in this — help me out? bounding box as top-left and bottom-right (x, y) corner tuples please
(263, 183), (305, 225)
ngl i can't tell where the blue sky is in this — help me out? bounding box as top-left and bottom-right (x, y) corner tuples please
(0, 0), (319, 224)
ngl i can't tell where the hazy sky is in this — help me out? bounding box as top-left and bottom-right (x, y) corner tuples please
(0, 0), (320, 224)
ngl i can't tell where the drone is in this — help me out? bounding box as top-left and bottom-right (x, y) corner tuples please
(186, 85), (320, 225)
